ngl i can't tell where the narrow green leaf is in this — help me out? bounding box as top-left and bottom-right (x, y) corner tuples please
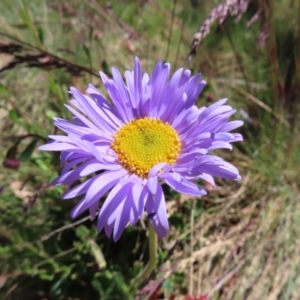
(83, 44), (91, 59)
(101, 60), (111, 76)
(37, 27), (44, 44)
(18, 138), (38, 161)
(6, 144), (18, 159)
(9, 108), (21, 122)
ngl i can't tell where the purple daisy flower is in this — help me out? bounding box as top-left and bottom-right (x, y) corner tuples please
(39, 58), (243, 241)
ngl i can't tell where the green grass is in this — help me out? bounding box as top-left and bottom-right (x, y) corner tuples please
(0, 0), (300, 299)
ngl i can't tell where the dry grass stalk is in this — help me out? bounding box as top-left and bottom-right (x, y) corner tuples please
(188, 0), (250, 60)
(0, 39), (97, 76)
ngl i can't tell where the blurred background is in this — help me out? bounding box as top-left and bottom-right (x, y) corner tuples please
(0, 0), (299, 299)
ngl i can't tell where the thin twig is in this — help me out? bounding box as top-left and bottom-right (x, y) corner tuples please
(39, 215), (92, 242)
(0, 31), (99, 77)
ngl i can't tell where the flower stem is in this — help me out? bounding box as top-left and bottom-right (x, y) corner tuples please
(140, 222), (157, 280)
(131, 221), (157, 286)
(145, 221), (157, 279)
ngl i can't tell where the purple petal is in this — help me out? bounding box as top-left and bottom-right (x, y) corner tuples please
(97, 179), (133, 237)
(145, 184), (169, 237)
(70, 87), (117, 133)
(52, 158), (96, 185)
(79, 158), (121, 176)
(192, 158), (241, 180)
(185, 75), (206, 107)
(65, 104), (110, 139)
(148, 162), (168, 177)
(208, 141), (233, 151)
(130, 183), (147, 225)
(63, 174), (102, 199)
(231, 133), (243, 142)
(125, 57), (143, 113)
(61, 157), (85, 174)
(147, 176), (158, 195)
(161, 173), (207, 197)
(197, 98), (227, 124)
(100, 72), (133, 122)
(89, 201), (99, 218)
(48, 135), (72, 143)
(149, 62), (170, 117)
(53, 118), (92, 136)
(221, 120), (244, 132)
(197, 173), (215, 186)
(39, 141), (78, 152)
(70, 169), (128, 218)
(86, 84), (124, 128)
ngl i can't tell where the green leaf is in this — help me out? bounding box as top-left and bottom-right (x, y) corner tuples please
(6, 144), (18, 159)
(0, 84), (9, 97)
(101, 60), (111, 76)
(45, 109), (57, 119)
(18, 138), (38, 161)
(83, 44), (91, 60)
(169, 213), (184, 230)
(39, 269), (55, 281)
(19, 9), (31, 28)
(162, 278), (174, 292)
(75, 225), (90, 239)
(37, 27), (44, 44)
(9, 108), (21, 122)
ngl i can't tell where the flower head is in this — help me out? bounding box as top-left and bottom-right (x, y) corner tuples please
(39, 58), (243, 241)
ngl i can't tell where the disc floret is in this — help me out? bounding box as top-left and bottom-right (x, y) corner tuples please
(111, 118), (181, 178)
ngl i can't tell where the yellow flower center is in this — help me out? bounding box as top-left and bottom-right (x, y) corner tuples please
(111, 118), (181, 178)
